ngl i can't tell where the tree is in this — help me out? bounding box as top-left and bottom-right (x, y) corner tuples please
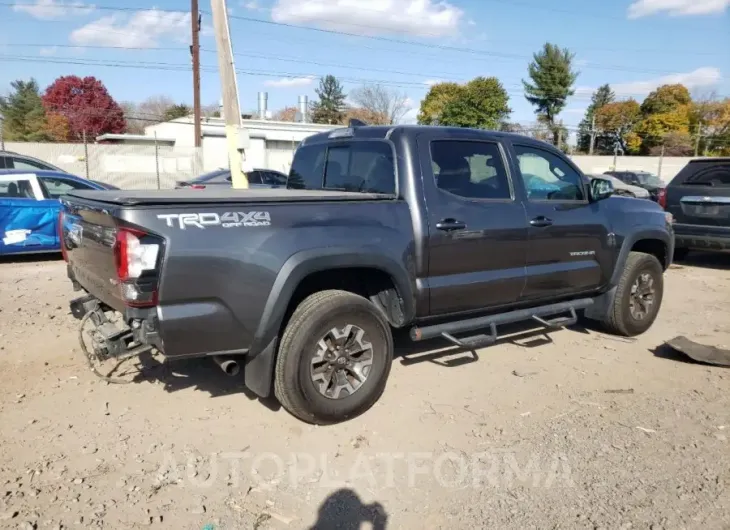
(0, 79), (49, 141)
(523, 43), (579, 145)
(273, 106), (298, 122)
(344, 106), (389, 125)
(640, 84), (691, 115)
(594, 100), (641, 153)
(635, 83), (692, 153)
(164, 103), (192, 121)
(691, 96), (730, 155)
(577, 84), (615, 153)
(649, 131), (693, 156)
(42, 76), (125, 140)
(311, 75), (346, 125)
(417, 82), (463, 125)
(43, 112), (70, 142)
(438, 77), (511, 130)
(120, 101), (145, 134)
(349, 83), (410, 125)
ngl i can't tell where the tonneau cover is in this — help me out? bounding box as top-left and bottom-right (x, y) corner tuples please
(66, 188), (395, 206)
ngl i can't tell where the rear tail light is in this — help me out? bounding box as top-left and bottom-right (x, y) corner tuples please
(114, 226), (162, 307)
(657, 188), (667, 209)
(58, 210), (68, 262)
(190, 184), (206, 189)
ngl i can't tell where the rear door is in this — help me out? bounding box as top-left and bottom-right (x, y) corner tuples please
(417, 132), (528, 315)
(0, 174), (59, 254)
(509, 142), (612, 301)
(666, 163), (730, 239)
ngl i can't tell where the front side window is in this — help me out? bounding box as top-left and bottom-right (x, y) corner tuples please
(514, 145), (585, 201)
(430, 140), (512, 200)
(289, 141), (396, 194)
(11, 157), (51, 170)
(39, 176), (92, 199)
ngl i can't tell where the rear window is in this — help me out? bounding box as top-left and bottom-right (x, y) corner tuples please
(682, 165), (730, 188)
(288, 140), (396, 194)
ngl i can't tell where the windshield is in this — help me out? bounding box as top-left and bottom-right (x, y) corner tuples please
(635, 172), (664, 187)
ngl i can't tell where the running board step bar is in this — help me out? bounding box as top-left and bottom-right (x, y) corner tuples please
(411, 299), (593, 343)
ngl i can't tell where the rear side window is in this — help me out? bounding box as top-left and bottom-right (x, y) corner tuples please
(0, 179), (36, 199)
(289, 141), (396, 194)
(10, 157), (52, 170)
(684, 166), (730, 188)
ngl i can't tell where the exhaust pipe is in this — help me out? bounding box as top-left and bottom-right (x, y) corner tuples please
(213, 355), (240, 376)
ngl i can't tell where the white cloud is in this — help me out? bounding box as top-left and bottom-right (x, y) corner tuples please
(574, 67), (722, 99)
(13, 0), (94, 20)
(612, 67), (722, 96)
(70, 9), (190, 48)
(423, 79), (445, 86)
(264, 76), (315, 88)
(628, 0), (730, 17)
(242, 0), (262, 10)
(39, 46), (58, 56)
(272, 0), (464, 37)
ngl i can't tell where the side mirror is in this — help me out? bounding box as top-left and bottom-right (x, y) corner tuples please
(590, 177), (614, 201)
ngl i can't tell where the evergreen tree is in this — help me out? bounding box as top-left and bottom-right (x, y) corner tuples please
(164, 103), (192, 121)
(311, 75), (346, 125)
(523, 43), (579, 145)
(0, 79), (49, 141)
(577, 84), (615, 153)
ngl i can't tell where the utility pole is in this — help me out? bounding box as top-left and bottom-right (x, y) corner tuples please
(210, 0), (248, 188)
(191, 0), (202, 148)
(589, 115), (596, 155)
(658, 144), (665, 179)
(694, 121), (702, 157)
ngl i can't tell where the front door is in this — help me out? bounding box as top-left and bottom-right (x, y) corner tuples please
(510, 143), (612, 301)
(418, 134), (529, 316)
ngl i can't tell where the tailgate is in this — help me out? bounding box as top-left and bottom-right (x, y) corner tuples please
(668, 191), (730, 227)
(61, 200), (125, 311)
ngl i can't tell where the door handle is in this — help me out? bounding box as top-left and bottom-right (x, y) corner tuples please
(530, 216), (553, 227)
(436, 218), (467, 231)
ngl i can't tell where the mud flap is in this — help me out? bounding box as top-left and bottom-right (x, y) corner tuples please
(666, 336), (730, 367)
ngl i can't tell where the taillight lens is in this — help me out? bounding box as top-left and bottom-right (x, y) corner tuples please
(58, 210), (68, 262)
(114, 227), (161, 307)
(657, 188), (667, 209)
(190, 184), (206, 189)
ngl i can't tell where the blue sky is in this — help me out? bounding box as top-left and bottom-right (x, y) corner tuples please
(1, 0), (729, 130)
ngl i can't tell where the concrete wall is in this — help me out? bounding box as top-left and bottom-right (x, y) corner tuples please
(570, 156), (693, 181)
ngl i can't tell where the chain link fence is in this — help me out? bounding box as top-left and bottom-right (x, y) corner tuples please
(4, 141), (204, 189)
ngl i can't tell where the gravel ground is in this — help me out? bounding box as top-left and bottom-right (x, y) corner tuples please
(0, 253), (729, 530)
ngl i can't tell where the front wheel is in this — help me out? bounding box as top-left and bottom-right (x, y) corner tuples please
(274, 290), (394, 424)
(602, 251), (664, 337)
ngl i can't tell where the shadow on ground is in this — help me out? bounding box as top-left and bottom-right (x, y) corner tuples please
(673, 251), (730, 271)
(308, 488), (388, 530)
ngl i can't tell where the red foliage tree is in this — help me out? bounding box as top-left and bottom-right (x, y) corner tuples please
(41, 76), (126, 141)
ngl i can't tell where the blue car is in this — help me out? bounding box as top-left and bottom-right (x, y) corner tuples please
(0, 169), (117, 256)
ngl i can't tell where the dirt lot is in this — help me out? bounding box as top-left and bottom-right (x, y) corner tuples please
(1, 254), (729, 530)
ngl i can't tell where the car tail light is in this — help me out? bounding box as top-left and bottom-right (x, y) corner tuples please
(114, 226), (162, 307)
(190, 184), (206, 189)
(58, 210), (68, 262)
(657, 188), (667, 209)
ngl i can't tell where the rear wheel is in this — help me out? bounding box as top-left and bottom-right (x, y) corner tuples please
(602, 251), (664, 337)
(274, 290), (394, 424)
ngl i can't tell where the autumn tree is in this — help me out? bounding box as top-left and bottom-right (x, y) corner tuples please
(311, 75), (346, 125)
(523, 43), (579, 145)
(349, 83), (410, 125)
(577, 84), (615, 153)
(634, 84), (692, 152)
(690, 94), (730, 155)
(594, 99), (641, 154)
(417, 82), (463, 124)
(0, 79), (49, 141)
(273, 106), (298, 122)
(42, 76), (125, 140)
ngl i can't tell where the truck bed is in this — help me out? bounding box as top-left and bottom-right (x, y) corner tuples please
(67, 188), (396, 206)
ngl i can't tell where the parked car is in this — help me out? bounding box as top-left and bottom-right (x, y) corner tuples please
(604, 170), (666, 202)
(175, 168), (288, 189)
(0, 170), (117, 256)
(0, 151), (67, 172)
(585, 173), (651, 199)
(59, 125), (673, 424)
(659, 157), (730, 259)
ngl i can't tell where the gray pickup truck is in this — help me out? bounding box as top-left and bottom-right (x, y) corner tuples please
(60, 124), (674, 424)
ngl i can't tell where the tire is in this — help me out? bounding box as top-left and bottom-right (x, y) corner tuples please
(274, 290), (394, 424)
(673, 247), (690, 261)
(602, 251), (664, 337)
